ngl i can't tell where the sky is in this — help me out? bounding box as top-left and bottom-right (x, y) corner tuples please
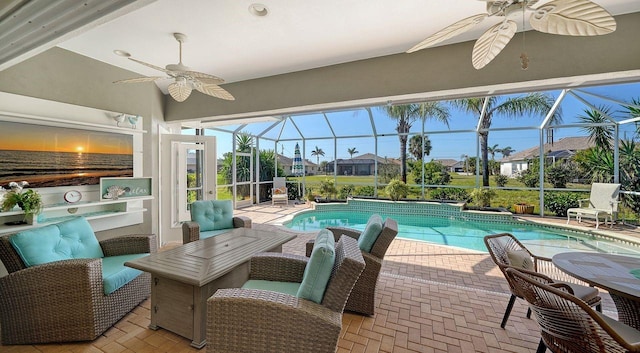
(0, 121), (133, 154)
(196, 81), (640, 163)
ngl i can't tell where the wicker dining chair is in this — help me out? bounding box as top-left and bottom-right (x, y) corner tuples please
(484, 233), (602, 328)
(207, 235), (365, 353)
(506, 267), (640, 353)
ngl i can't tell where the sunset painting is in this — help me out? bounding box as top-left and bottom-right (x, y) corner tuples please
(0, 121), (133, 188)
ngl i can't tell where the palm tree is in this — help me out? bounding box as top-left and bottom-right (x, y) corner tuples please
(452, 93), (561, 186)
(488, 144), (500, 160)
(347, 147), (358, 159)
(382, 102), (450, 182)
(578, 105), (614, 150)
(460, 154), (469, 173)
(408, 134), (432, 160)
(500, 146), (515, 158)
(310, 146), (325, 166)
(236, 132), (253, 153)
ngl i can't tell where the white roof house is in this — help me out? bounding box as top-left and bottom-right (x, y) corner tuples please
(499, 137), (594, 177)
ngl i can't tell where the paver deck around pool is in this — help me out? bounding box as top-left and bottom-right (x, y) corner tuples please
(3, 202), (638, 353)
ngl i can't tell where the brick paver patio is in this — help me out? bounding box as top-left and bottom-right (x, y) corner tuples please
(1, 202), (632, 353)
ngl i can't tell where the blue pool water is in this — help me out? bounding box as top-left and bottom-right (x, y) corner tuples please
(285, 210), (640, 257)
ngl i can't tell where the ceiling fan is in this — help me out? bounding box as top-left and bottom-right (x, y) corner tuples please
(114, 33), (234, 102)
(407, 0), (616, 70)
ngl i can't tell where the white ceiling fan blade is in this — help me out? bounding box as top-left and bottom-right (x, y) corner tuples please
(194, 82), (235, 101)
(128, 57), (171, 74)
(407, 14), (488, 53)
(113, 76), (163, 84)
(186, 71), (225, 84)
(168, 82), (192, 102)
(529, 0), (616, 36)
(472, 20), (517, 70)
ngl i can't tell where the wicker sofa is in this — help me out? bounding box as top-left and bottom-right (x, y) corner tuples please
(182, 199), (251, 244)
(207, 234), (365, 353)
(0, 217), (156, 345)
(306, 215), (398, 315)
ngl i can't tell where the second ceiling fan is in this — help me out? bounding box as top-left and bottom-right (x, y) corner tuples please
(407, 0), (617, 70)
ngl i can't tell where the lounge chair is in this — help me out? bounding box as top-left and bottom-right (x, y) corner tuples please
(306, 214), (398, 315)
(566, 183), (620, 229)
(484, 233), (601, 329)
(271, 177), (288, 205)
(506, 267), (640, 353)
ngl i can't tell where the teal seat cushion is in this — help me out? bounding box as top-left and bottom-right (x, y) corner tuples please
(102, 253), (147, 295)
(190, 200), (234, 231)
(242, 279), (301, 297)
(10, 217), (104, 267)
(358, 214), (383, 253)
(296, 229), (335, 304)
(200, 229), (232, 240)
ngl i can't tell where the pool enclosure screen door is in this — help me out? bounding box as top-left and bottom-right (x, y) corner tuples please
(235, 152), (253, 208)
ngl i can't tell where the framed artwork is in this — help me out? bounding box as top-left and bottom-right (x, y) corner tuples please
(0, 121), (133, 188)
(100, 177), (152, 200)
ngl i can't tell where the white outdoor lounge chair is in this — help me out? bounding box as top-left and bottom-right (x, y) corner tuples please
(271, 177), (288, 205)
(567, 183), (620, 229)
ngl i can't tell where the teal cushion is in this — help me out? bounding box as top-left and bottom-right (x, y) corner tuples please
(296, 229), (335, 304)
(10, 217), (104, 267)
(102, 253), (146, 295)
(242, 279), (301, 297)
(358, 214), (383, 253)
(200, 229), (232, 239)
(190, 200), (234, 231)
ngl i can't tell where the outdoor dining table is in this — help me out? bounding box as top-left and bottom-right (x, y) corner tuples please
(552, 252), (640, 330)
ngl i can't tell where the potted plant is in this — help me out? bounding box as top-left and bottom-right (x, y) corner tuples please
(513, 203), (534, 214)
(2, 188), (43, 224)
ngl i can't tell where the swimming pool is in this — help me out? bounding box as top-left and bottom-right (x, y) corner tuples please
(284, 200), (640, 257)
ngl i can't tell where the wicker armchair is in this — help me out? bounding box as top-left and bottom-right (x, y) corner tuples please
(182, 200), (251, 244)
(306, 217), (398, 315)
(207, 235), (365, 353)
(484, 233), (601, 329)
(506, 267), (640, 353)
(0, 232), (156, 345)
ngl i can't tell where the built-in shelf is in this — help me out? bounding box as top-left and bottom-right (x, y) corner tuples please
(0, 196), (153, 235)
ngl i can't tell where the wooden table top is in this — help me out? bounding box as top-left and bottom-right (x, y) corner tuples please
(125, 228), (296, 287)
(552, 252), (640, 300)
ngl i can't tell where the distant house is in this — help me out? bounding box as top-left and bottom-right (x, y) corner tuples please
(326, 153), (401, 175)
(499, 136), (594, 177)
(432, 159), (459, 172)
(277, 154), (318, 176)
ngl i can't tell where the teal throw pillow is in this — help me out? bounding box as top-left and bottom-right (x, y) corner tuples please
(358, 214), (383, 253)
(297, 229), (336, 304)
(10, 217), (104, 267)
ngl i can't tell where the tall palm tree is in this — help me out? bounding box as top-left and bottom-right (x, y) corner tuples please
(488, 144), (500, 160)
(500, 146), (515, 158)
(453, 93), (561, 186)
(382, 102), (450, 182)
(310, 146), (325, 166)
(408, 134), (432, 160)
(578, 105), (614, 150)
(460, 154), (469, 173)
(347, 147), (358, 159)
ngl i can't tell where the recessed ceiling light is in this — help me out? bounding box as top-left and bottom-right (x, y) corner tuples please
(113, 49), (131, 57)
(249, 3), (268, 17)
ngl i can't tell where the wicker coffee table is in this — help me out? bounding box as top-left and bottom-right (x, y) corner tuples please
(125, 228), (296, 348)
